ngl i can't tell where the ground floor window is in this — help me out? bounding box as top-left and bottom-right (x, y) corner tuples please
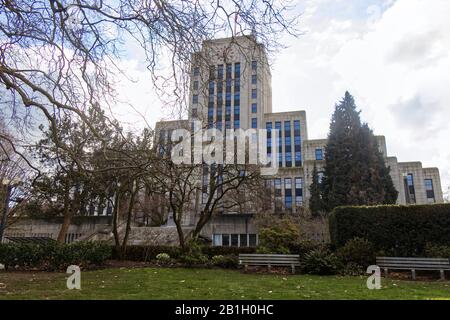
(212, 233), (258, 247)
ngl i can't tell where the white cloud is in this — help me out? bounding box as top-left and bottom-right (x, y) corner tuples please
(272, 0), (450, 193)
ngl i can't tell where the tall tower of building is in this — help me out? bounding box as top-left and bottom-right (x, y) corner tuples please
(189, 35), (272, 131)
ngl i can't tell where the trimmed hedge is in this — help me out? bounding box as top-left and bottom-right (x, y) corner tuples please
(0, 241), (112, 270)
(329, 203), (450, 256)
(201, 246), (256, 258)
(114, 245), (256, 261)
(113, 245), (182, 261)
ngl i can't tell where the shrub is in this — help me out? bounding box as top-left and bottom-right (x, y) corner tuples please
(257, 219), (300, 254)
(336, 237), (375, 268)
(301, 248), (342, 275)
(156, 253), (171, 264)
(211, 255), (239, 269)
(340, 262), (365, 276)
(0, 241), (111, 270)
(288, 240), (323, 258)
(201, 246), (256, 257)
(113, 245), (182, 261)
(180, 253), (209, 266)
(329, 204), (450, 256)
(424, 243), (450, 258)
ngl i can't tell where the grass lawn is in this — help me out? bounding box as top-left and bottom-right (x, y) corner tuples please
(0, 267), (449, 300)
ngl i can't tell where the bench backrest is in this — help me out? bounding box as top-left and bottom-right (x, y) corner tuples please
(239, 254), (300, 266)
(376, 257), (450, 270)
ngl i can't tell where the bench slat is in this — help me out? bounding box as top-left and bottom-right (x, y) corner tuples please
(375, 257), (450, 273)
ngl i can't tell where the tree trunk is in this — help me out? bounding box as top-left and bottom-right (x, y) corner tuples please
(112, 190), (121, 254)
(121, 185), (138, 258)
(56, 182), (71, 243)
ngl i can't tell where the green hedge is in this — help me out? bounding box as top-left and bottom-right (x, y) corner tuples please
(329, 204), (450, 256)
(114, 245), (256, 261)
(113, 245), (182, 261)
(201, 246), (256, 258)
(0, 241), (112, 270)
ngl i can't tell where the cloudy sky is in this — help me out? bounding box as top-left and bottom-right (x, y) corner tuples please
(113, 0), (450, 199)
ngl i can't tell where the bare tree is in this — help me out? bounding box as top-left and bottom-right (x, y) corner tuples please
(0, 0), (299, 248)
(0, 0), (298, 173)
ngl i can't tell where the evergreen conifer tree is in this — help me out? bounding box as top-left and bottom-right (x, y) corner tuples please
(322, 92), (398, 211)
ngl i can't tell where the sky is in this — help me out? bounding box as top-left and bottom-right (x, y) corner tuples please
(111, 0), (450, 200)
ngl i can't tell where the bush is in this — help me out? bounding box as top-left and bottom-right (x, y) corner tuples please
(180, 253), (209, 266)
(257, 219), (300, 254)
(288, 240), (323, 258)
(329, 204), (450, 256)
(340, 262), (365, 276)
(424, 243), (450, 258)
(336, 237), (375, 268)
(201, 246), (256, 257)
(179, 241), (210, 266)
(114, 245), (182, 261)
(211, 255), (239, 269)
(156, 253), (171, 264)
(0, 241), (111, 270)
(301, 248), (342, 275)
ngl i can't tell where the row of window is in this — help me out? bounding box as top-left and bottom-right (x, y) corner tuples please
(193, 60), (257, 77)
(213, 233), (258, 247)
(266, 120), (302, 167)
(405, 174), (436, 203)
(271, 177), (304, 209)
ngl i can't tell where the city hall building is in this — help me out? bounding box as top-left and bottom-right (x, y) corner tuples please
(4, 35), (444, 246)
(155, 35), (444, 246)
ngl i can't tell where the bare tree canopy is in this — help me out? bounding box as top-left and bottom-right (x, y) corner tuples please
(0, 0), (299, 174)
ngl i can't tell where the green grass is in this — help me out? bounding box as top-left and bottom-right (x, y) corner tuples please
(0, 267), (449, 300)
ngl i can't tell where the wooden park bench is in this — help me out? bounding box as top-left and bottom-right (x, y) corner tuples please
(376, 257), (450, 280)
(239, 254), (300, 274)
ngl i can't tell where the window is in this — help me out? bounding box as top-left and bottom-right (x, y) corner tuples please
(234, 78), (240, 92)
(240, 234), (248, 247)
(285, 121), (292, 167)
(193, 67), (200, 76)
(251, 74), (257, 85)
(295, 177), (303, 207)
(251, 103), (257, 113)
(249, 234), (257, 247)
(213, 234), (222, 246)
(266, 122), (272, 160)
(252, 89), (257, 99)
(425, 179), (435, 202)
(222, 234), (230, 246)
(226, 63), (232, 79)
(274, 178), (282, 197)
(275, 122), (282, 167)
(234, 62), (240, 78)
(234, 120), (240, 128)
(192, 94), (198, 104)
(192, 108), (198, 118)
(251, 118), (257, 129)
(275, 177), (282, 212)
(294, 120), (301, 167)
(285, 178), (292, 210)
(252, 60), (257, 71)
(315, 149), (323, 160)
(193, 81), (198, 90)
(231, 234), (239, 247)
(406, 173), (416, 204)
(217, 64), (224, 79)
